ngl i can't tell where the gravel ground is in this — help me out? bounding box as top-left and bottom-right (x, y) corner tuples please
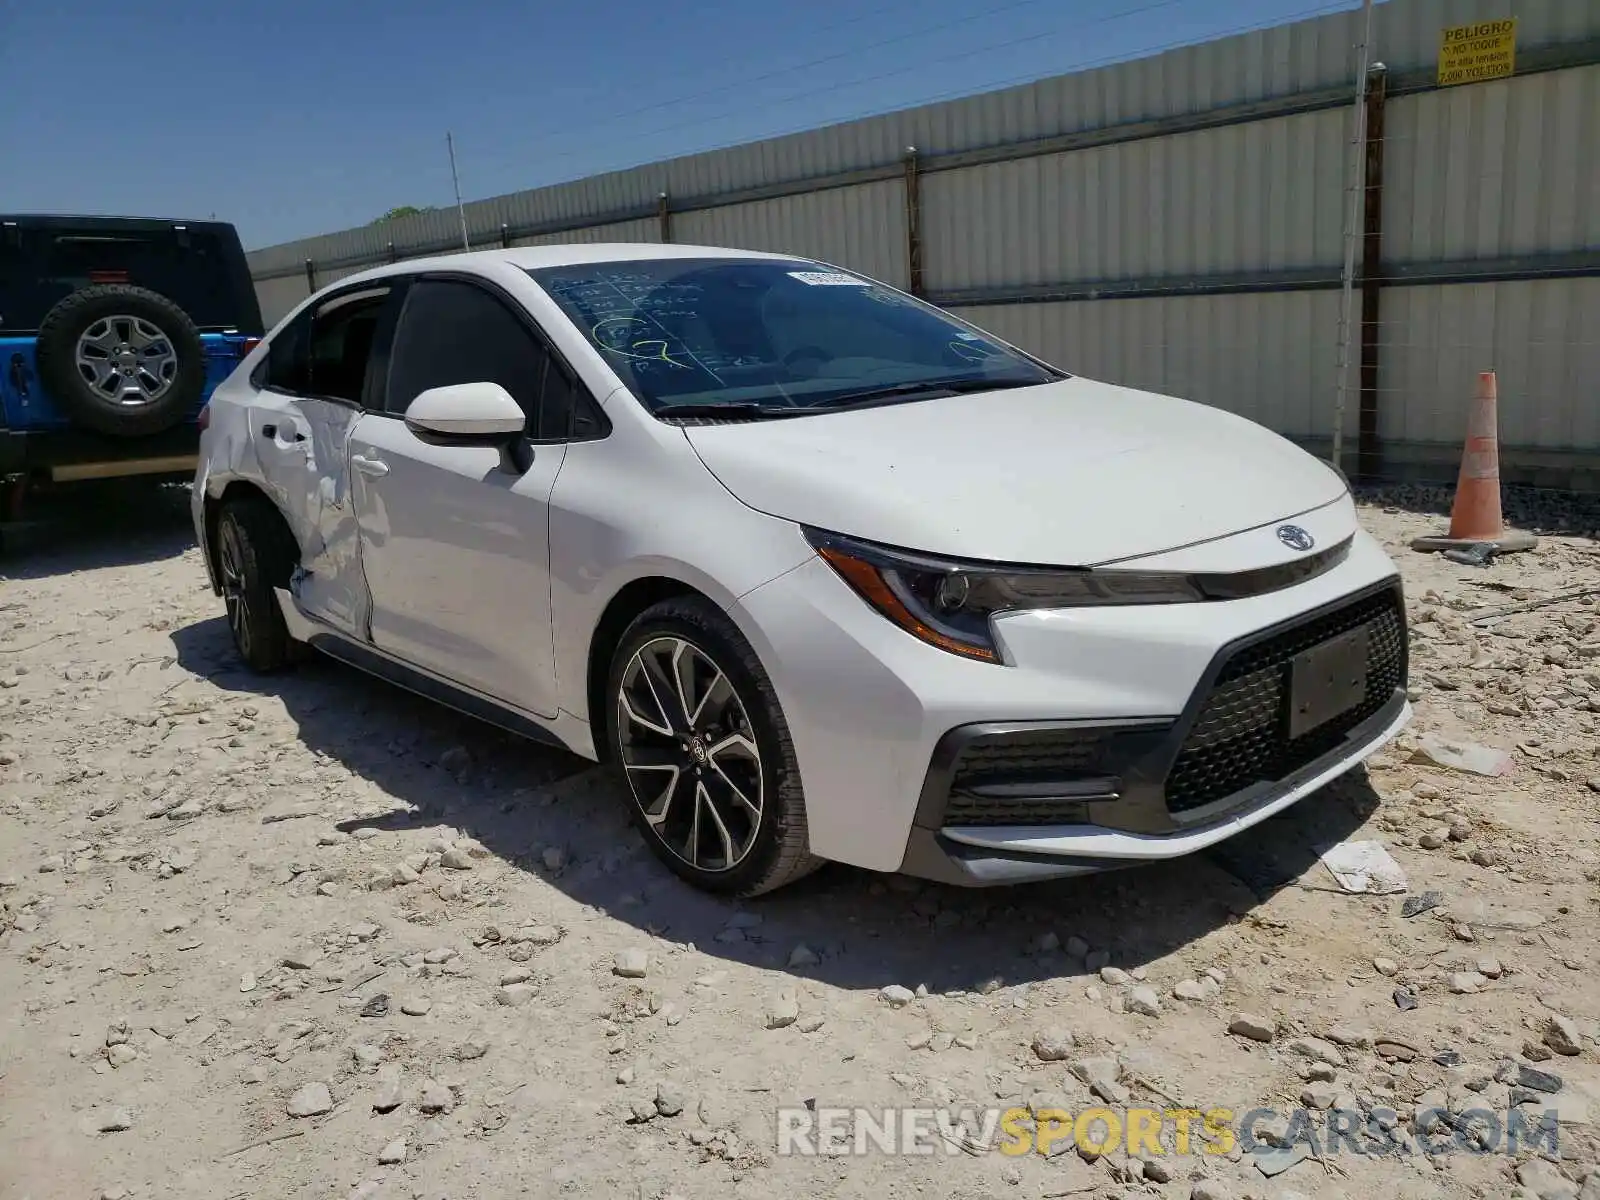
(1, 484), (1597, 1200)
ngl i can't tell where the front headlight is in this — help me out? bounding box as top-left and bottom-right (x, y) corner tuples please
(805, 528), (1203, 664)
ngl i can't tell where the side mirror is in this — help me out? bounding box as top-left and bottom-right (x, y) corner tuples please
(403, 382), (526, 440)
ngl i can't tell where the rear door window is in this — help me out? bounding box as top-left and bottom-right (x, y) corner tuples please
(259, 285), (392, 404)
(306, 287), (390, 404)
(262, 312), (311, 394)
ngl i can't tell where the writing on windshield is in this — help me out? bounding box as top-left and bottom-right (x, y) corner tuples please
(527, 259), (1056, 411)
(538, 273), (729, 383)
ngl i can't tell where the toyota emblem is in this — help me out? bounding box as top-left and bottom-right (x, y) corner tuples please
(1276, 524), (1315, 552)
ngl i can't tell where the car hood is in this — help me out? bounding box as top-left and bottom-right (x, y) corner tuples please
(682, 376), (1348, 566)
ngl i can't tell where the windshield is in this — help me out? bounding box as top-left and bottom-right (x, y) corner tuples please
(524, 258), (1061, 414)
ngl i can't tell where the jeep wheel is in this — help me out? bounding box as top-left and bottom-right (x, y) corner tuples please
(35, 286), (206, 438)
(216, 496), (305, 673)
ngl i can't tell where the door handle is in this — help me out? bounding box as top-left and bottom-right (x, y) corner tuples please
(351, 453), (389, 478)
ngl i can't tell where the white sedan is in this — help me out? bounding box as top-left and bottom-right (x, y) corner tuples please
(192, 243), (1410, 896)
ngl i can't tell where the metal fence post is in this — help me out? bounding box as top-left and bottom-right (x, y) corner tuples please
(1357, 63), (1389, 483)
(657, 192), (673, 243)
(1331, 0), (1377, 472)
(303, 259), (316, 295)
(903, 146), (924, 297)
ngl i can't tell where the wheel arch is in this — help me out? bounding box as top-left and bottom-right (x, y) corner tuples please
(202, 479), (291, 595)
(584, 575), (715, 763)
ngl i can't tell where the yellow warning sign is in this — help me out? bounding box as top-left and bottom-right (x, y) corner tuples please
(1438, 18), (1517, 86)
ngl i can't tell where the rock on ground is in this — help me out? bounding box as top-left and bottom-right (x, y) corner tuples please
(286, 1081), (333, 1118)
(612, 949), (649, 978)
(1228, 1013), (1274, 1042)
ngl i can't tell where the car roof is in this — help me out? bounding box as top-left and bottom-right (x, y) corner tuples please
(336, 242), (808, 287)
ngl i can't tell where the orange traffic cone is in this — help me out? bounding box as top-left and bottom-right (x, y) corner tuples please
(1411, 370), (1537, 554)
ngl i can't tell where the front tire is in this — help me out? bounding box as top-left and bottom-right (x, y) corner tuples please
(606, 596), (820, 897)
(216, 496), (305, 673)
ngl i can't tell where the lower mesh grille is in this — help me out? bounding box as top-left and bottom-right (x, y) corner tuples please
(1164, 587), (1406, 815)
(942, 795), (1092, 825)
(944, 729), (1107, 826)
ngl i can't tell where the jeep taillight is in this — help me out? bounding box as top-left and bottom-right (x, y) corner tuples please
(237, 337), (261, 358)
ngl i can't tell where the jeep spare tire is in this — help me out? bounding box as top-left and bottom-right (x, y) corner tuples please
(35, 285), (206, 438)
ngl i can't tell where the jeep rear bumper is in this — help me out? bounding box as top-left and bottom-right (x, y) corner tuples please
(0, 427), (200, 481)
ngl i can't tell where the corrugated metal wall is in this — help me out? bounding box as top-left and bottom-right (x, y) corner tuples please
(922, 106), (1350, 290)
(244, 1), (1382, 280)
(254, 274), (316, 330)
(1384, 64), (1600, 263)
(247, 0), (1600, 485)
(674, 181), (908, 289)
(1382, 278), (1600, 449)
(514, 217), (661, 248)
(954, 289), (1346, 442)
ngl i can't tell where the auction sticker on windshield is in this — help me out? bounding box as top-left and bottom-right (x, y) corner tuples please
(788, 271), (871, 286)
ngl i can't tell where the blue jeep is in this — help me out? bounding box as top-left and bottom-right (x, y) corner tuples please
(0, 214), (263, 522)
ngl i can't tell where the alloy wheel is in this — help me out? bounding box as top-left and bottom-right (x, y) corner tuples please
(74, 315), (179, 406)
(616, 636), (764, 872)
(218, 521), (252, 658)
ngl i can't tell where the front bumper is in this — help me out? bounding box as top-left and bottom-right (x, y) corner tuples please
(730, 526), (1410, 882)
(900, 691), (1410, 886)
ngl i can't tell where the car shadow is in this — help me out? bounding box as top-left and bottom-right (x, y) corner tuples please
(0, 480), (196, 578)
(170, 613), (1381, 993)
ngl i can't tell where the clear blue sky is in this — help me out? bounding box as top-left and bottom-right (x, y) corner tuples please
(1, 0), (1349, 250)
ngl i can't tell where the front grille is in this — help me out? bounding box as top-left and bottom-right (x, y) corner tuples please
(944, 729), (1107, 825)
(943, 795), (1092, 825)
(1164, 586), (1406, 815)
(952, 729), (1105, 783)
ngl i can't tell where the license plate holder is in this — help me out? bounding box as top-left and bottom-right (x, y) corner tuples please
(1287, 626), (1369, 739)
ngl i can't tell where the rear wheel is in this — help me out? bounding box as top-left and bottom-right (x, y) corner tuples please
(216, 496), (305, 672)
(606, 597), (820, 896)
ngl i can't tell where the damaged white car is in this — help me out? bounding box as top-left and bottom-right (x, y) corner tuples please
(193, 244), (1410, 896)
